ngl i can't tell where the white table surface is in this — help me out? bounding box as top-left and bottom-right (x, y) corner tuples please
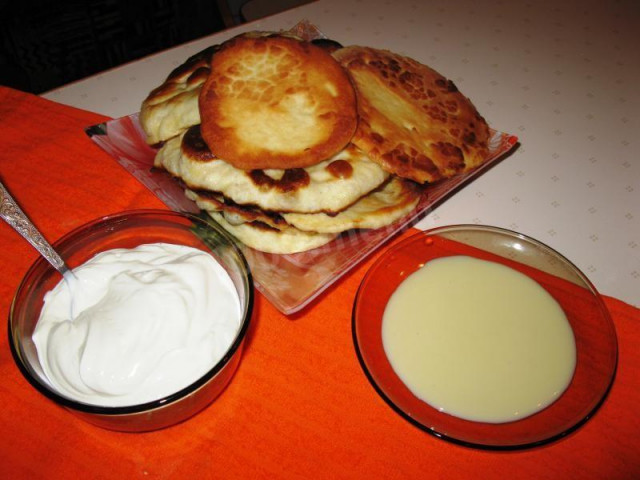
(43, 0), (639, 307)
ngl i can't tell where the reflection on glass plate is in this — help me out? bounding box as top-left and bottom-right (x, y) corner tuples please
(352, 226), (618, 449)
(86, 115), (517, 314)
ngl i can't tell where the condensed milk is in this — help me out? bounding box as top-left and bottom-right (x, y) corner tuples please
(382, 255), (576, 423)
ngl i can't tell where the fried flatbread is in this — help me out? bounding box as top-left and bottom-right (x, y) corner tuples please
(282, 177), (422, 233)
(186, 176), (422, 235)
(154, 125), (389, 214)
(333, 46), (491, 184)
(185, 188), (288, 231)
(206, 211), (337, 255)
(140, 45), (219, 145)
(199, 34), (358, 170)
(196, 178), (421, 254)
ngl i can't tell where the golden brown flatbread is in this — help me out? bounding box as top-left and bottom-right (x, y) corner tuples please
(185, 176), (422, 235)
(140, 32), (497, 254)
(281, 177), (422, 233)
(154, 126), (389, 214)
(206, 211), (337, 255)
(185, 188), (288, 231)
(140, 45), (219, 145)
(194, 177), (421, 254)
(199, 34), (358, 170)
(333, 46), (491, 184)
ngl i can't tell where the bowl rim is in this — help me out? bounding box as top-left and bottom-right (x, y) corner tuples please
(352, 223), (618, 450)
(8, 209), (254, 415)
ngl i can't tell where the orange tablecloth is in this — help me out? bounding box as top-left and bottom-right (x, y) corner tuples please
(0, 86), (638, 479)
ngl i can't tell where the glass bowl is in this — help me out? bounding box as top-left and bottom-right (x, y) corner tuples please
(352, 225), (618, 449)
(9, 210), (253, 432)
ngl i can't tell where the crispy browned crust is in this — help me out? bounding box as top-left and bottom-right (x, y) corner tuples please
(143, 45), (219, 106)
(139, 45), (220, 144)
(199, 35), (357, 170)
(334, 46), (491, 184)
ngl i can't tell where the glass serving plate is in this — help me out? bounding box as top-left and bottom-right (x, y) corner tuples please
(86, 115), (517, 314)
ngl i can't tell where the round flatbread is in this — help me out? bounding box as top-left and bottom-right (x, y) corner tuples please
(185, 188), (288, 231)
(186, 176), (422, 235)
(282, 177), (422, 233)
(199, 34), (357, 170)
(139, 32), (345, 146)
(140, 45), (219, 145)
(333, 46), (491, 184)
(154, 125), (389, 214)
(206, 212), (336, 255)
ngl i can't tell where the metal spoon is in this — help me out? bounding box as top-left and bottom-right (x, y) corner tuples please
(1, 180), (80, 316)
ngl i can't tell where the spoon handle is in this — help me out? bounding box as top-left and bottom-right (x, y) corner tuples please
(0, 181), (68, 274)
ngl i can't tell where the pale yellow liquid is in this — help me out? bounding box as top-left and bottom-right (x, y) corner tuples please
(382, 255), (576, 423)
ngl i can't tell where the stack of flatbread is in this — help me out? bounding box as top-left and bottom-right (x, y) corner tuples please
(141, 31), (491, 254)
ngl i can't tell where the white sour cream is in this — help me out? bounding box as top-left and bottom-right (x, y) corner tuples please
(33, 243), (242, 407)
(382, 255), (576, 423)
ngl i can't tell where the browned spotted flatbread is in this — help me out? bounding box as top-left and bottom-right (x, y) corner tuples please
(185, 176), (422, 235)
(199, 34), (358, 170)
(333, 46), (491, 184)
(140, 45), (220, 145)
(154, 125), (388, 214)
(206, 211), (337, 255)
(281, 177), (422, 233)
